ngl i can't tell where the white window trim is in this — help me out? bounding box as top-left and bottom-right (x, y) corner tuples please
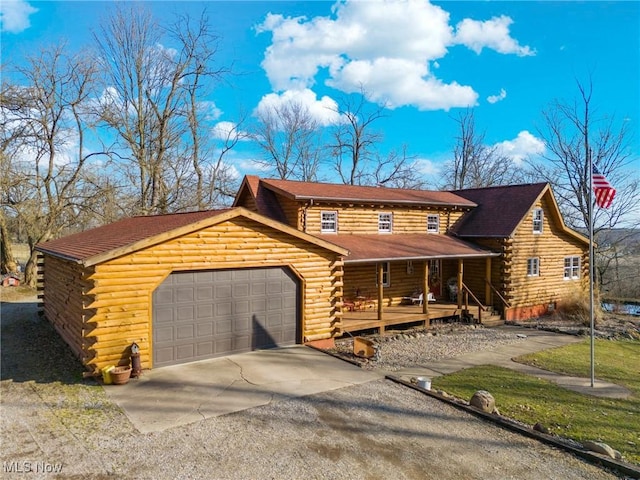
(564, 256), (581, 280)
(378, 212), (393, 234)
(533, 208), (543, 234)
(377, 262), (390, 287)
(527, 257), (540, 277)
(427, 214), (439, 234)
(321, 210), (337, 233)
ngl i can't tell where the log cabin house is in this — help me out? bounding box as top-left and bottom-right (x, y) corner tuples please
(36, 176), (588, 373)
(234, 176), (589, 330)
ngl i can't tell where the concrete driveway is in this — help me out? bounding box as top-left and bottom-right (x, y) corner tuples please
(103, 345), (380, 433)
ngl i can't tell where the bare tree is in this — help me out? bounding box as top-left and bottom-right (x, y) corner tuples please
(330, 91), (385, 185)
(443, 108), (521, 190)
(94, 6), (229, 213)
(534, 78), (640, 294)
(0, 44), (104, 286)
(252, 99), (323, 181)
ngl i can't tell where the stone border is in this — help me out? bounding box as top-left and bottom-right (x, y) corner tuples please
(386, 375), (640, 479)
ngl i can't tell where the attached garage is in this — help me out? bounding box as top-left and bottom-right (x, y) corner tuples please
(36, 208), (347, 375)
(153, 267), (300, 367)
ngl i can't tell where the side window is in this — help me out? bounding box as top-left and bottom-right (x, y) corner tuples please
(321, 211), (337, 233)
(378, 213), (393, 233)
(564, 256), (580, 279)
(533, 208), (543, 234)
(377, 262), (390, 287)
(527, 257), (540, 277)
(427, 214), (439, 233)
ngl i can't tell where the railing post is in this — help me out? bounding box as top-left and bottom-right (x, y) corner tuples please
(485, 257), (492, 307)
(457, 259), (463, 309)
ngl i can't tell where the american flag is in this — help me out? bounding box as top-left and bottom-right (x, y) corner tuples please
(592, 165), (616, 209)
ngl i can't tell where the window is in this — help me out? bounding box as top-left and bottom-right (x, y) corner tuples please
(378, 213), (393, 233)
(377, 262), (390, 287)
(527, 257), (540, 277)
(427, 214), (439, 233)
(321, 211), (337, 233)
(532, 208), (543, 234)
(564, 256), (580, 280)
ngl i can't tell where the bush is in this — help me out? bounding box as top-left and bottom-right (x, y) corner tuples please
(556, 287), (603, 326)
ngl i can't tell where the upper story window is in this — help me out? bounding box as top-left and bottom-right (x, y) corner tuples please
(378, 213), (393, 233)
(564, 256), (580, 280)
(321, 211), (337, 233)
(527, 257), (540, 277)
(532, 208), (544, 234)
(427, 214), (439, 233)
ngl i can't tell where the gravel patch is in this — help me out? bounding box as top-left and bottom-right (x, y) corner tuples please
(329, 325), (528, 371)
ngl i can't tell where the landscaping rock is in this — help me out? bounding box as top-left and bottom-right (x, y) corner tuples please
(533, 422), (550, 434)
(470, 390), (495, 413)
(583, 440), (622, 460)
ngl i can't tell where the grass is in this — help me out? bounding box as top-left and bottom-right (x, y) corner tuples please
(431, 338), (640, 465)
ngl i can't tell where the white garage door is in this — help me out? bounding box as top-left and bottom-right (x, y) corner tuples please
(153, 267), (299, 367)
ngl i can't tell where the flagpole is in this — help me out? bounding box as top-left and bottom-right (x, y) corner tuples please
(588, 148), (595, 388)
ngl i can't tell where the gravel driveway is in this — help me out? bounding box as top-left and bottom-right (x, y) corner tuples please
(0, 293), (622, 479)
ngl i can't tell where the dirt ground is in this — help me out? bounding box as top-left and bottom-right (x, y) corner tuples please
(0, 288), (629, 479)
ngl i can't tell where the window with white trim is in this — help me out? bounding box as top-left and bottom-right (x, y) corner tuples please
(532, 208), (543, 234)
(527, 257), (540, 277)
(321, 211), (337, 233)
(377, 262), (390, 287)
(427, 214), (439, 233)
(564, 256), (580, 280)
(378, 213), (393, 233)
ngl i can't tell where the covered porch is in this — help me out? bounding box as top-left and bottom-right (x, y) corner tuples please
(340, 301), (482, 334)
(327, 233), (505, 335)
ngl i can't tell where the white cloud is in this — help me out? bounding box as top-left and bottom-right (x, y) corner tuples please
(257, 0), (532, 112)
(414, 157), (440, 176)
(494, 130), (545, 164)
(0, 0), (37, 33)
(255, 88), (342, 127)
(455, 15), (534, 56)
(487, 88), (507, 104)
(211, 121), (250, 141)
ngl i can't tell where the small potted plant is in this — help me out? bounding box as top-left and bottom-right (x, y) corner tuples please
(110, 365), (132, 385)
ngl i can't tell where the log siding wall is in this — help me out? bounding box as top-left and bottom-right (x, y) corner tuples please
(302, 205), (468, 235)
(46, 217), (343, 373)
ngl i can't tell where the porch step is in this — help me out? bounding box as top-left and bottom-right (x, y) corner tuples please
(481, 314), (505, 327)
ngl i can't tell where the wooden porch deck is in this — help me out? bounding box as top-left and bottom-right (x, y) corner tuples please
(340, 301), (480, 335)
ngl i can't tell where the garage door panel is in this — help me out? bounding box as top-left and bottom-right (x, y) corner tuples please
(216, 319), (232, 335)
(153, 267), (299, 367)
(196, 322), (213, 336)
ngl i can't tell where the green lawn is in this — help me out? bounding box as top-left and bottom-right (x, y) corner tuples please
(431, 338), (640, 465)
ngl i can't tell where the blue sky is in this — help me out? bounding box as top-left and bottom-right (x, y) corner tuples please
(2, 0), (639, 186)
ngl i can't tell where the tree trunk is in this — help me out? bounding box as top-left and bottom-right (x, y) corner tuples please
(24, 249), (39, 288)
(0, 213), (18, 274)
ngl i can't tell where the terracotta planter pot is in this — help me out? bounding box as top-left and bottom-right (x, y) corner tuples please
(110, 366), (132, 385)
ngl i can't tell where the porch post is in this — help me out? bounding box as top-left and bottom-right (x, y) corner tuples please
(485, 257), (492, 306)
(422, 261), (429, 315)
(457, 259), (463, 309)
(377, 262), (384, 324)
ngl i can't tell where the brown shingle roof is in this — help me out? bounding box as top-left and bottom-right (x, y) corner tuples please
(260, 178), (477, 207)
(323, 234), (498, 263)
(37, 210), (231, 263)
(451, 183), (548, 238)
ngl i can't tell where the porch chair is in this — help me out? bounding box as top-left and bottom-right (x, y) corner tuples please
(446, 277), (458, 302)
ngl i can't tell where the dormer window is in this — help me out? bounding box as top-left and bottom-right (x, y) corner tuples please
(533, 208), (543, 234)
(321, 211), (337, 233)
(427, 214), (439, 233)
(378, 213), (392, 233)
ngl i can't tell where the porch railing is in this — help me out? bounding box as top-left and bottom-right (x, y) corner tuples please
(461, 282), (487, 323)
(485, 279), (512, 312)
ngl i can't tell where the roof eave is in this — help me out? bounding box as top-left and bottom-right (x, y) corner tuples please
(344, 251), (501, 264)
